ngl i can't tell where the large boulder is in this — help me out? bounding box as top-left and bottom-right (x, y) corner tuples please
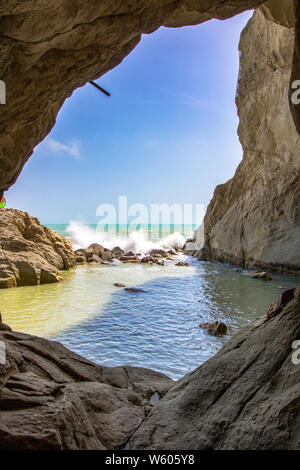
(0, 326), (173, 450)
(0, 209), (76, 288)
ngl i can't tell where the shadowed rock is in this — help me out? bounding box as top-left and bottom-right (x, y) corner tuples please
(0, 329), (173, 450)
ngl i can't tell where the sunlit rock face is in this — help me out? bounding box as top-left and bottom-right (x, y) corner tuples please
(0, 209), (76, 288)
(195, 10), (300, 272)
(0, 0), (267, 191)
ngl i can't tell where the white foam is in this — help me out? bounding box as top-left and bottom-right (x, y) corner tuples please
(67, 221), (186, 255)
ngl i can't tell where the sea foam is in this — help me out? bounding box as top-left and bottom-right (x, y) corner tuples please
(67, 221), (186, 254)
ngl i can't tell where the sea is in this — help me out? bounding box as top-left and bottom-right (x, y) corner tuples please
(0, 222), (298, 380)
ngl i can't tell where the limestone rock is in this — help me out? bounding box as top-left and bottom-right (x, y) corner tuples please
(194, 11), (300, 272)
(0, 328), (173, 450)
(131, 285), (300, 450)
(0, 209), (76, 288)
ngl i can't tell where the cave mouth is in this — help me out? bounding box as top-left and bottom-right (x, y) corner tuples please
(1, 1), (300, 451)
(1, 0), (294, 193)
(1, 6), (300, 378)
(9, 12), (251, 226)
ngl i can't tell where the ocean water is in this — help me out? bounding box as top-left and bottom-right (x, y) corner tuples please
(0, 222), (298, 380)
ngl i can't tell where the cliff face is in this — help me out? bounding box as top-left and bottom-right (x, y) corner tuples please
(192, 10), (300, 272)
(0, 209), (76, 288)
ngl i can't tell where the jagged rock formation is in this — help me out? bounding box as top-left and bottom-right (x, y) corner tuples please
(131, 285), (300, 450)
(0, 209), (75, 288)
(191, 10), (300, 272)
(0, 0), (292, 193)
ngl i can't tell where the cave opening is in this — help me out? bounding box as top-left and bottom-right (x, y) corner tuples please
(8, 12), (251, 227)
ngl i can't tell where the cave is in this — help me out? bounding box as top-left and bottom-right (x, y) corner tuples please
(1, 0), (300, 451)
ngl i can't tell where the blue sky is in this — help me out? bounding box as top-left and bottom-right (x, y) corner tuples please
(8, 11), (252, 224)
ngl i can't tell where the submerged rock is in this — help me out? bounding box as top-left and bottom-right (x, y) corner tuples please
(252, 272), (272, 280)
(175, 261), (189, 267)
(125, 288), (148, 293)
(114, 283), (126, 288)
(0, 209), (76, 288)
(199, 321), (228, 336)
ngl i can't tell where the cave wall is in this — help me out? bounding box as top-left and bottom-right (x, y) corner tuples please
(190, 9), (300, 272)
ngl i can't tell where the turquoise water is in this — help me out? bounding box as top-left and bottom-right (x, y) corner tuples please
(47, 224), (198, 240)
(1, 222), (298, 381)
(52, 259), (299, 380)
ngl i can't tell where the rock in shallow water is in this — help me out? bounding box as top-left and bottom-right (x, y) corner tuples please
(252, 271), (273, 280)
(199, 321), (228, 336)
